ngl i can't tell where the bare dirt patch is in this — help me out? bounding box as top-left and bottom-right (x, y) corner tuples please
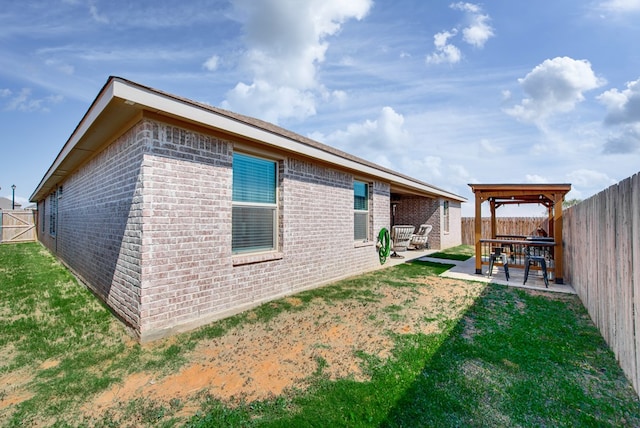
(0, 369), (35, 414)
(87, 277), (485, 420)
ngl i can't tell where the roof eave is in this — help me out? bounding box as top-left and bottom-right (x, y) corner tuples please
(31, 77), (467, 203)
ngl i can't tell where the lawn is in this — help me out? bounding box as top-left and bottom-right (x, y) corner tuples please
(1, 242), (639, 427)
(427, 244), (475, 261)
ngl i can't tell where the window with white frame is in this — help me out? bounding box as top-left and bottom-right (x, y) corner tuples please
(354, 180), (369, 240)
(232, 152), (278, 254)
(443, 200), (450, 233)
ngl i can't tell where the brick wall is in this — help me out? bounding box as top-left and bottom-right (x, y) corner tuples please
(139, 120), (235, 337)
(393, 195), (441, 249)
(38, 114), (467, 340)
(39, 121), (147, 331)
(138, 119), (390, 341)
(39, 117), (399, 341)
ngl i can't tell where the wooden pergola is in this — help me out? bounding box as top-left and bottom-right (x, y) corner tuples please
(469, 183), (571, 284)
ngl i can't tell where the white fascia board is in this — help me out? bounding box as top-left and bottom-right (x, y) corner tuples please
(113, 81), (465, 202)
(30, 84), (115, 201)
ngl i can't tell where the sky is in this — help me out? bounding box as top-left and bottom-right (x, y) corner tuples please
(1, 0), (640, 216)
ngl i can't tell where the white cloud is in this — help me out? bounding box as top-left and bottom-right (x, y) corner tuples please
(426, 3), (494, 66)
(222, 80), (317, 123)
(426, 30), (461, 65)
(451, 2), (481, 13)
(2, 88), (63, 112)
(450, 2), (495, 48)
(223, 0), (372, 123)
(307, 106), (481, 193)
(314, 106), (411, 151)
(563, 167), (634, 202)
(504, 57), (605, 124)
(479, 138), (500, 154)
(525, 174), (549, 183)
(203, 55), (220, 71)
(598, 0), (640, 12)
(566, 168), (617, 189)
(0, 88), (11, 97)
(597, 78), (640, 153)
(598, 77), (640, 125)
(44, 58), (75, 75)
(323, 88), (347, 106)
(89, 1), (109, 23)
(434, 29), (457, 49)
(602, 124), (640, 153)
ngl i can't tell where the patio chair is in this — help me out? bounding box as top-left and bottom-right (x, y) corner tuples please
(409, 224), (432, 250)
(390, 225), (416, 258)
(523, 245), (549, 288)
(487, 246), (510, 281)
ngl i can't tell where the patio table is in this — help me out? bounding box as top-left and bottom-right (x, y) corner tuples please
(480, 238), (555, 274)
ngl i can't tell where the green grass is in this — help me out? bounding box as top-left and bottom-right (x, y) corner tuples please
(427, 244), (475, 261)
(0, 243), (190, 426)
(380, 287), (640, 427)
(2, 242), (640, 427)
(185, 287), (640, 428)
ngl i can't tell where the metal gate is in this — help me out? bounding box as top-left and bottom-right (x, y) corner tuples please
(0, 210), (37, 243)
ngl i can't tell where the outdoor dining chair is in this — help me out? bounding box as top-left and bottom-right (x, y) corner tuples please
(523, 245), (549, 288)
(487, 246), (510, 281)
(390, 225), (416, 258)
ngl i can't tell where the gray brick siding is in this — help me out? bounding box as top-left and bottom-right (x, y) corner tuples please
(40, 117), (393, 341)
(39, 121), (146, 330)
(393, 196), (441, 249)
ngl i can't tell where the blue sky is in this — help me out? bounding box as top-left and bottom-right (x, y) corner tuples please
(1, 0), (640, 216)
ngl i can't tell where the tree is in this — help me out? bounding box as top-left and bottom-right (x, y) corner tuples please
(563, 198), (581, 210)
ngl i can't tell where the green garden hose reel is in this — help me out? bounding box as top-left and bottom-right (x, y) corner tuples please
(377, 228), (391, 265)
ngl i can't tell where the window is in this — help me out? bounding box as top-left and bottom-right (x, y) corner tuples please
(443, 200), (450, 233)
(232, 153), (277, 253)
(49, 192), (58, 237)
(354, 181), (369, 240)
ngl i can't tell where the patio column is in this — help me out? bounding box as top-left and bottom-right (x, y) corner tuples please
(490, 198), (497, 239)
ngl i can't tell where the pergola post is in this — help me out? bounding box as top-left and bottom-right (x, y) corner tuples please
(468, 183), (571, 284)
(545, 204), (551, 237)
(490, 199), (497, 239)
(553, 195), (564, 284)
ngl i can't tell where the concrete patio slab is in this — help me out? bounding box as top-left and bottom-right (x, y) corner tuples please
(420, 256), (576, 295)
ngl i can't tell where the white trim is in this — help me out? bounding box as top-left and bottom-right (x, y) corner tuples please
(32, 85), (114, 200)
(111, 80), (465, 202)
(32, 78), (466, 204)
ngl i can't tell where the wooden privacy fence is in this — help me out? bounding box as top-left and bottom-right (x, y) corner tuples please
(0, 210), (37, 243)
(564, 172), (640, 397)
(461, 217), (547, 245)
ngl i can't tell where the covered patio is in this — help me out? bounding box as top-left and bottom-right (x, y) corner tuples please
(468, 183), (572, 285)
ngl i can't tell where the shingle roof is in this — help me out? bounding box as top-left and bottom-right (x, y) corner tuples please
(0, 197), (21, 210)
(31, 76), (466, 203)
(117, 77), (465, 201)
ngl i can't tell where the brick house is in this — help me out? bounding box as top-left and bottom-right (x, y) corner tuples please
(31, 77), (465, 342)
